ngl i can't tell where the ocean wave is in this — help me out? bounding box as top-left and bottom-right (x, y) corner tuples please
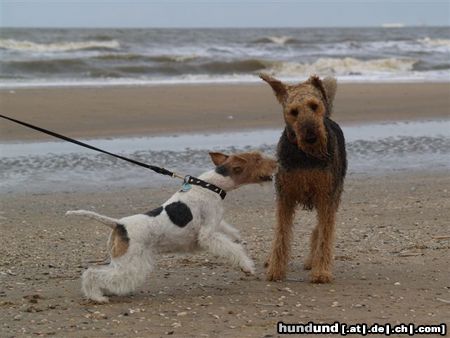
(200, 59), (268, 73)
(0, 56), (424, 79)
(0, 57), (269, 77)
(2, 70), (450, 89)
(310, 38), (450, 57)
(93, 53), (144, 61)
(412, 60), (450, 71)
(93, 53), (200, 63)
(103, 59), (268, 76)
(417, 37), (450, 47)
(2, 58), (88, 75)
(269, 57), (418, 76)
(0, 38), (120, 52)
(148, 54), (200, 62)
(252, 36), (300, 45)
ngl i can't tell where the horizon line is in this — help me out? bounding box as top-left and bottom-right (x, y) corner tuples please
(1, 24), (449, 29)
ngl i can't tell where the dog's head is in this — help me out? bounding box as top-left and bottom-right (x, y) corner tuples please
(209, 151), (277, 188)
(260, 74), (337, 159)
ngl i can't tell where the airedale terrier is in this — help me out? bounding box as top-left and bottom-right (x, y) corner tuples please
(260, 74), (347, 283)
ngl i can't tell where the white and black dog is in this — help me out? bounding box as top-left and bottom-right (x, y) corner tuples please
(66, 151), (277, 303)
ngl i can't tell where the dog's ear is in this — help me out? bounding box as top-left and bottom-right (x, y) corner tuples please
(259, 73), (287, 104)
(322, 77), (337, 104)
(307, 75), (326, 93)
(209, 152), (229, 166)
(307, 75), (336, 115)
(231, 155), (248, 165)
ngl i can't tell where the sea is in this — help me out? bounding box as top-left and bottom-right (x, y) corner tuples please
(1, 26), (450, 88)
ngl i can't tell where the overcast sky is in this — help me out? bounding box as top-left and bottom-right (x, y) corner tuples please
(1, 0), (449, 28)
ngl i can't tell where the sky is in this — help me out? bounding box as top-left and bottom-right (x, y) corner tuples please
(0, 0), (449, 28)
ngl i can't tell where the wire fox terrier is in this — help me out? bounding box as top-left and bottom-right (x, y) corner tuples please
(260, 74), (347, 283)
(66, 151), (277, 303)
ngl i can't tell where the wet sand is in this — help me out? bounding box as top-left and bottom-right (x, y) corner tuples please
(1, 120), (450, 194)
(1, 83), (449, 141)
(1, 83), (449, 337)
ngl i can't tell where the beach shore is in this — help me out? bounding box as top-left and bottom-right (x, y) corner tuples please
(0, 83), (449, 337)
(1, 82), (449, 141)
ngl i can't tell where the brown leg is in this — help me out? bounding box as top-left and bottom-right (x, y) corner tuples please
(304, 227), (318, 270)
(310, 204), (336, 283)
(266, 196), (296, 281)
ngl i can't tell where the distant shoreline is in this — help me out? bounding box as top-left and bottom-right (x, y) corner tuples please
(1, 78), (450, 90)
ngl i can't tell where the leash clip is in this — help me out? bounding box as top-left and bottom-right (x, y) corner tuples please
(181, 175), (192, 192)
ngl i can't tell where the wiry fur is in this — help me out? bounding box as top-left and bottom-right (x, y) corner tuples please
(66, 151), (277, 303)
(260, 74), (347, 283)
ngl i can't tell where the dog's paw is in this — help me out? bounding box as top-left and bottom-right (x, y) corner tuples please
(230, 230), (242, 242)
(310, 272), (333, 284)
(240, 258), (255, 275)
(88, 295), (109, 304)
(266, 267), (286, 281)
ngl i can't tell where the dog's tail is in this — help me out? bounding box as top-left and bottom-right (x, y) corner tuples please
(65, 210), (120, 229)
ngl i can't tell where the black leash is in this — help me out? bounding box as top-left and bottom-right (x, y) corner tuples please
(0, 113), (226, 199)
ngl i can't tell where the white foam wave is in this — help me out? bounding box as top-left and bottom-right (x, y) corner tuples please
(0, 38), (120, 52)
(165, 54), (199, 62)
(270, 57), (417, 77)
(1, 70), (449, 89)
(255, 36), (297, 45)
(269, 36), (294, 45)
(418, 37), (450, 47)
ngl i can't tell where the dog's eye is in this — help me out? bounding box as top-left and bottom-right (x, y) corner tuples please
(290, 108), (299, 117)
(308, 102), (319, 112)
(233, 167), (243, 174)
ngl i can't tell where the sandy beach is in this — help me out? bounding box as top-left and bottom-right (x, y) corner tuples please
(0, 83), (449, 337)
(1, 83), (449, 141)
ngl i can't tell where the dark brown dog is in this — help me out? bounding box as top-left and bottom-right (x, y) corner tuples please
(261, 74), (347, 283)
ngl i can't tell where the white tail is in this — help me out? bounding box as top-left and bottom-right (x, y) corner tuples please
(65, 210), (120, 229)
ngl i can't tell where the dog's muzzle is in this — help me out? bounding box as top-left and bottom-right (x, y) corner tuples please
(259, 175), (273, 182)
(304, 129), (318, 144)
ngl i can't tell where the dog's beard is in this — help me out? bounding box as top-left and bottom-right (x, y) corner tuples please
(299, 142), (328, 160)
(286, 125), (329, 160)
(296, 134), (329, 160)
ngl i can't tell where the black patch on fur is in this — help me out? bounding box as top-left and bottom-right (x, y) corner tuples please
(277, 119), (346, 173)
(277, 118), (347, 210)
(277, 128), (329, 171)
(215, 164), (230, 176)
(115, 223), (129, 243)
(327, 118), (347, 193)
(164, 201), (193, 228)
(145, 206), (163, 217)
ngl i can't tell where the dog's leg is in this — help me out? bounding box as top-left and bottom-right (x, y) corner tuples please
(304, 227), (318, 270)
(82, 266), (113, 303)
(310, 204), (336, 283)
(217, 220), (242, 242)
(266, 196), (296, 281)
(82, 247), (154, 303)
(198, 228), (254, 274)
